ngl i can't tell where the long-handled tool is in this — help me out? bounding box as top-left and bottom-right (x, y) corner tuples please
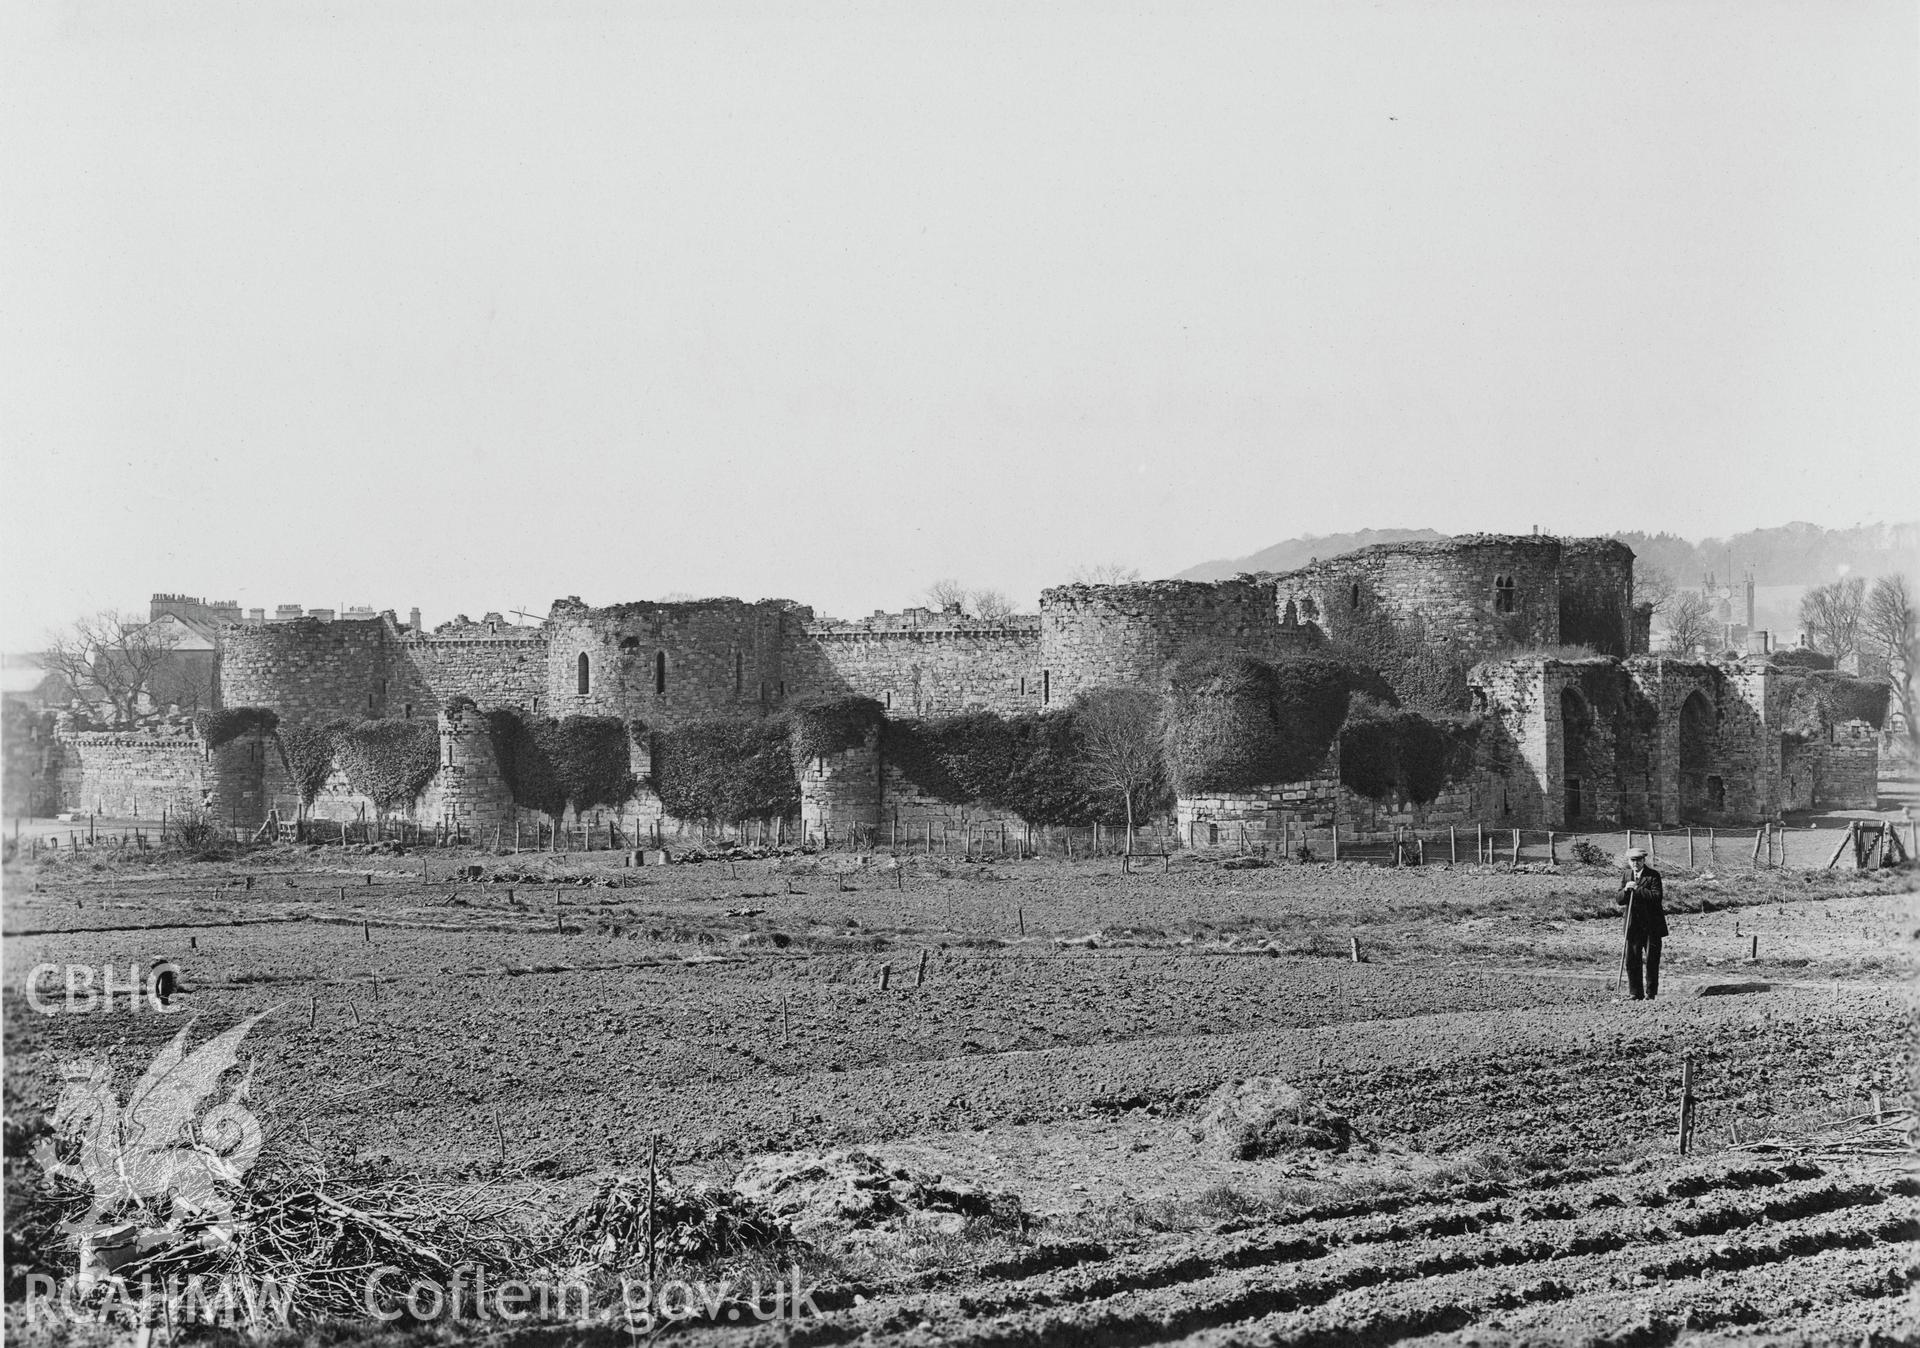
(1611, 872), (1634, 992)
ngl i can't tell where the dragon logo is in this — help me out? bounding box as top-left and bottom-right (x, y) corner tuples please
(35, 1012), (272, 1255)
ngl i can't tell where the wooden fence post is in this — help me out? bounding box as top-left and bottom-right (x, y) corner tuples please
(1677, 1057), (1696, 1155)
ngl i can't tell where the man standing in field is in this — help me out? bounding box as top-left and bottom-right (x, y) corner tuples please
(1617, 847), (1668, 1000)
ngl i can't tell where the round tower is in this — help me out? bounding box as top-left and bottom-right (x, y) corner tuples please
(219, 616), (396, 725)
(1037, 579), (1282, 705)
(545, 596), (792, 727)
(1267, 535), (1565, 656)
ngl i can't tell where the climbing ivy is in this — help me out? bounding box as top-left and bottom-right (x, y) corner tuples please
(786, 696), (886, 765)
(331, 718), (439, 815)
(1162, 654), (1389, 794)
(275, 723), (337, 811)
(651, 717), (798, 823)
(194, 707), (280, 749)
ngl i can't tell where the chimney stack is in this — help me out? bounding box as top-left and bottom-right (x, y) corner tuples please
(409, 607), (422, 633)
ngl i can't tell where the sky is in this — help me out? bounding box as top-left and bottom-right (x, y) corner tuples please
(2, 1), (1915, 646)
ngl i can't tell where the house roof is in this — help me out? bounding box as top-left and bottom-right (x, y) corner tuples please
(124, 613), (219, 651)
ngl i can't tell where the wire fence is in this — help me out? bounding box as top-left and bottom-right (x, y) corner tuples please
(9, 808), (1913, 875)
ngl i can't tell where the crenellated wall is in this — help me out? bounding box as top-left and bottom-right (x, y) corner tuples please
(397, 633), (549, 715)
(794, 609), (1042, 716)
(50, 728), (273, 825)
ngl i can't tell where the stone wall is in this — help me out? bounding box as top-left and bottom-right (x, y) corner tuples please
(545, 596), (796, 727)
(419, 703), (519, 839)
(877, 763), (1030, 839)
(1783, 722), (1880, 811)
(796, 610), (1042, 717)
(1037, 579), (1295, 705)
(798, 732), (883, 839)
(1175, 742), (1482, 847)
(220, 616), (399, 725)
(1471, 655), (1792, 830)
(1557, 538), (1636, 656)
(3, 702), (59, 816)
(50, 729), (271, 826)
(398, 633), (549, 715)
(1269, 535), (1567, 660)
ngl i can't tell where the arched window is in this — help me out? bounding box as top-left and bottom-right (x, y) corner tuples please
(577, 652), (591, 695)
(1494, 575), (1516, 613)
(655, 651), (667, 695)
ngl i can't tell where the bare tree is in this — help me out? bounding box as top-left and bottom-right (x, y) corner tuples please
(41, 610), (183, 727)
(1072, 687), (1166, 852)
(924, 578), (969, 613)
(969, 588), (1016, 620)
(1632, 564), (1676, 617)
(1800, 575), (1867, 664)
(1663, 591), (1718, 656)
(1070, 562), (1142, 584)
(1864, 573), (1916, 749)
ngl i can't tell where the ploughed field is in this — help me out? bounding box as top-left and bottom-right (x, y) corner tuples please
(4, 844), (1916, 1344)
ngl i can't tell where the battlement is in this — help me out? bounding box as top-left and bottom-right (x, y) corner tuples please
(807, 608), (1040, 637)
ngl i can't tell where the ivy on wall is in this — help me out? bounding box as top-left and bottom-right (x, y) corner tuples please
(651, 717), (798, 823)
(1777, 672), (1891, 742)
(275, 723), (337, 811)
(1337, 699), (1474, 804)
(332, 718), (440, 815)
(786, 696), (886, 765)
(194, 707), (280, 750)
(881, 710), (1118, 826)
(484, 710), (637, 818)
(545, 715), (637, 813)
(1162, 654), (1389, 795)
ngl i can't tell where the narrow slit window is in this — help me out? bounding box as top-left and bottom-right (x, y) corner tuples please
(1042, 670), (1051, 705)
(577, 652), (591, 695)
(655, 651), (667, 695)
(734, 651), (743, 695)
(1350, 583), (1362, 611)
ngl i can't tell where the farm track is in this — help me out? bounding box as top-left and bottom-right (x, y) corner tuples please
(735, 1161), (1918, 1347)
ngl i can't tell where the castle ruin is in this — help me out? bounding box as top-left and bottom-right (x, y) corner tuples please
(12, 534), (1885, 841)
